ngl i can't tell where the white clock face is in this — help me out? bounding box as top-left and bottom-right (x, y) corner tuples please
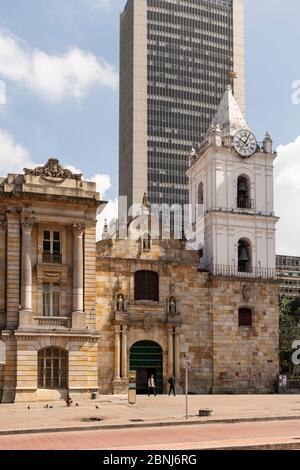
(233, 130), (257, 158)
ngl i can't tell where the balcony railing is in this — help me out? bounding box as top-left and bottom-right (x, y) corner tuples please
(237, 198), (253, 210)
(42, 252), (62, 264)
(208, 264), (277, 280)
(34, 316), (70, 328)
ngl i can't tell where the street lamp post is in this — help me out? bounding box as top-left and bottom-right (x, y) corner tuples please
(184, 352), (191, 420)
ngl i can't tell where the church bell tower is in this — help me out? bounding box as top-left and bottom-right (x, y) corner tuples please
(187, 85), (278, 277)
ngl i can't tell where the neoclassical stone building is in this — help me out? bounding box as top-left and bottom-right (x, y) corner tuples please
(0, 88), (280, 402)
(0, 159), (105, 402)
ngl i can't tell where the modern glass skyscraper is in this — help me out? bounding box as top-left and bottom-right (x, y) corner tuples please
(119, 0), (245, 209)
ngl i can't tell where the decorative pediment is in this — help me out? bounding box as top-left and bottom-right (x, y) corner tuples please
(24, 158), (82, 181)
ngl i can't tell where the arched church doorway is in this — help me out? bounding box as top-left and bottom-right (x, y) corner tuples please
(130, 341), (163, 394)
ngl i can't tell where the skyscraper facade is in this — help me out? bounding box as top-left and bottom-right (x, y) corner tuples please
(119, 0), (245, 209)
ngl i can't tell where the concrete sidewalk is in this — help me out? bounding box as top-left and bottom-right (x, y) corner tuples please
(1, 395), (300, 435)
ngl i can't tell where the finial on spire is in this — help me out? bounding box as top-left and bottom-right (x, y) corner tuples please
(142, 192), (151, 209)
(102, 219), (109, 240)
(263, 131), (273, 154)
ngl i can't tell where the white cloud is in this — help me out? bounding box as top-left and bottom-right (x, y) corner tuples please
(85, 0), (112, 9)
(275, 135), (300, 256)
(0, 127), (34, 174)
(66, 167), (117, 240)
(96, 197), (118, 241)
(0, 30), (118, 102)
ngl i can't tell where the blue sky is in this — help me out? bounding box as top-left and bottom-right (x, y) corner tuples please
(0, 0), (300, 253)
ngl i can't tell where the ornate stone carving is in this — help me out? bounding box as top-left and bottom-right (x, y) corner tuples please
(142, 234), (151, 252)
(72, 223), (86, 235)
(242, 283), (254, 304)
(142, 193), (151, 210)
(116, 293), (125, 312)
(24, 158), (82, 181)
(115, 276), (123, 292)
(20, 217), (35, 232)
(144, 314), (154, 332)
(169, 296), (177, 315)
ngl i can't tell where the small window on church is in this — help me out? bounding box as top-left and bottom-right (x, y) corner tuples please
(135, 271), (159, 302)
(239, 308), (252, 327)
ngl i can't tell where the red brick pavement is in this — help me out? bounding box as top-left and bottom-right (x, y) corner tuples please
(1, 420), (300, 450)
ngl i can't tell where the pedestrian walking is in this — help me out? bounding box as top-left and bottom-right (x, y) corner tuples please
(168, 374), (176, 396)
(148, 374), (157, 396)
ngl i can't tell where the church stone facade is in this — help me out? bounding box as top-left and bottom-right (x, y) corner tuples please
(96, 235), (278, 396)
(0, 88), (280, 402)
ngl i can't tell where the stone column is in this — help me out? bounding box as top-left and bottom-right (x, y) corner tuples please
(121, 326), (128, 379)
(0, 221), (7, 329)
(21, 222), (33, 311)
(168, 329), (174, 377)
(19, 220), (34, 328)
(114, 326), (121, 380)
(72, 224), (85, 330)
(175, 333), (180, 378)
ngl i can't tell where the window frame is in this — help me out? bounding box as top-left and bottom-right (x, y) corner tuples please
(43, 230), (62, 263)
(134, 270), (159, 302)
(38, 347), (68, 389)
(43, 282), (61, 317)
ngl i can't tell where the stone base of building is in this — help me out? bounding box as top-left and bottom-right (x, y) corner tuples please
(113, 378), (128, 395)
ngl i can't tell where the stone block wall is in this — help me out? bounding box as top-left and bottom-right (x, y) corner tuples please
(210, 277), (279, 393)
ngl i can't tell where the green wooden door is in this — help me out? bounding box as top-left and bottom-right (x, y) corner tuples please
(130, 341), (163, 394)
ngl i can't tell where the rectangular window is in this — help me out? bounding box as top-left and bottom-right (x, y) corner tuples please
(238, 308), (252, 327)
(43, 283), (61, 317)
(43, 231), (61, 263)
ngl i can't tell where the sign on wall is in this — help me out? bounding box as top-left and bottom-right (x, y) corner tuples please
(0, 341), (5, 365)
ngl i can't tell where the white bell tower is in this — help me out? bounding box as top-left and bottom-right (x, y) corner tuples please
(187, 85), (279, 277)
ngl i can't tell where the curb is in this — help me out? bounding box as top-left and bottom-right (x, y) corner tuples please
(1, 415), (300, 436)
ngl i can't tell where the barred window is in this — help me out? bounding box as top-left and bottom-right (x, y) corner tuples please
(135, 271), (159, 302)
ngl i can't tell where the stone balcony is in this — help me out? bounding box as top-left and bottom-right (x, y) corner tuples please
(33, 316), (71, 329)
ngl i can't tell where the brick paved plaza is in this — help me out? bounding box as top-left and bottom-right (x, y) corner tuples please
(1, 395), (300, 435)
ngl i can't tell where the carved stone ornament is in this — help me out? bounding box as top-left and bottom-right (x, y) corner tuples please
(116, 293), (125, 312)
(144, 314), (154, 332)
(72, 223), (86, 235)
(169, 296), (177, 315)
(242, 283), (254, 304)
(24, 158), (82, 181)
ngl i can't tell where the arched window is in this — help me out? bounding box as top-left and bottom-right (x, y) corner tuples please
(239, 308), (252, 327)
(238, 238), (252, 273)
(237, 175), (251, 209)
(197, 182), (204, 217)
(38, 347), (68, 389)
(198, 182), (204, 205)
(135, 270), (159, 301)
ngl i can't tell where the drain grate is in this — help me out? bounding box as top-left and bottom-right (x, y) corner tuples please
(81, 417), (103, 423)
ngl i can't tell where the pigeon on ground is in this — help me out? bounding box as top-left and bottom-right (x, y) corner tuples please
(27, 406), (30, 410)
(76, 403), (79, 407)
(96, 405), (99, 409)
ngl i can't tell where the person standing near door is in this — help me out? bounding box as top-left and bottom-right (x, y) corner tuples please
(148, 374), (157, 396)
(168, 374), (176, 396)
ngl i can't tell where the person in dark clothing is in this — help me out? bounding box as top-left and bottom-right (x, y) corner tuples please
(168, 374), (176, 396)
